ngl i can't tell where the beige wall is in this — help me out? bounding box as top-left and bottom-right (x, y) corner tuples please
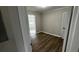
(41, 7), (71, 36)
(26, 7), (71, 37)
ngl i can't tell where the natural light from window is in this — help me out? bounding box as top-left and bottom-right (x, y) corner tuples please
(28, 14), (36, 38)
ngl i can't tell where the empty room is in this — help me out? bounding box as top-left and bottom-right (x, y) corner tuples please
(1, 6), (79, 52)
(26, 6), (72, 52)
(0, 0), (79, 58)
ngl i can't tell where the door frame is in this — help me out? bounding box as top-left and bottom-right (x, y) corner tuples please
(17, 6), (75, 52)
(62, 6), (74, 52)
(66, 6), (79, 52)
(17, 6), (32, 52)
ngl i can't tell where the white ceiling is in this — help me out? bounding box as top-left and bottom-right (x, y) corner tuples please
(26, 6), (66, 12)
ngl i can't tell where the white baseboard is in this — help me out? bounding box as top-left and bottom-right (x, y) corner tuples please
(37, 31), (62, 38)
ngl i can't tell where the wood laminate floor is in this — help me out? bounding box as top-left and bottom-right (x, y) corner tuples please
(32, 32), (63, 52)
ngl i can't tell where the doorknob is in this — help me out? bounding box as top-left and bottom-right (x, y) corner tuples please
(63, 27), (66, 30)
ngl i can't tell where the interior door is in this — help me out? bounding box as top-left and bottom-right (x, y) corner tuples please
(61, 8), (71, 51)
(61, 12), (69, 39)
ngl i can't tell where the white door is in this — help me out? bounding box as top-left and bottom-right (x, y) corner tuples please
(61, 11), (71, 51)
(61, 12), (69, 39)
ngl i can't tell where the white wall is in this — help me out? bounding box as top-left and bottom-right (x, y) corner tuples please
(41, 7), (71, 36)
(26, 10), (41, 33)
(8, 7), (26, 52)
(0, 7), (17, 52)
(0, 7), (27, 52)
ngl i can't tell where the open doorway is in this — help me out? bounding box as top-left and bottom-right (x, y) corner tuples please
(26, 6), (72, 52)
(0, 6), (74, 52)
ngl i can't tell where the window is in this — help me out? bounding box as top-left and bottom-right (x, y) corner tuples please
(28, 14), (36, 38)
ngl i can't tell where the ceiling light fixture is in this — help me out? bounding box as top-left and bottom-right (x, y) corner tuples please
(36, 6), (48, 8)
(40, 6), (47, 8)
